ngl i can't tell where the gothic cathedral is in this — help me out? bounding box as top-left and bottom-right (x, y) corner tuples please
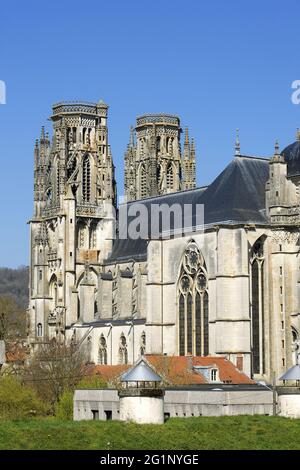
(28, 100), (300, 384)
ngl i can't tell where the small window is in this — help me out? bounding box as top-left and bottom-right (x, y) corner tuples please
(211, 369), (218, 382)
(282, 358), (285, 367)
(279, 244), (282, 252)
(70, 252), (72, 257)
(280, 286), (283, 295)
(282, 340), (285, 349)
(39, 270), (43, 281)
(281, 321), (284, 330)
(280, 266), (283, 275)
(276, 191), (279, 197)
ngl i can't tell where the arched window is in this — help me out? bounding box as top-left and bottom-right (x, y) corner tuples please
(98, 335), (107, 365)
(82, 155), (91, 202)
(166, 163), (174, 190)
(178, 242), (209, 356)
(37, 323), (43, 337)
(49, 275), (58, 310)
(119, 334), (128, 364)
(140, 331), (146, 356)
(291, 327), (299, 366)
(250, 236), (265, 375)
(140, 164), (147, 198)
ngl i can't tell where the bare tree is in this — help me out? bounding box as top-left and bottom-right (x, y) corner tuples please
(23, 340), (88, 407)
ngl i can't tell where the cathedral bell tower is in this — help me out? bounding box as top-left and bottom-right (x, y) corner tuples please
(28, 101), (116, 347)
(124, 114), (196, 201)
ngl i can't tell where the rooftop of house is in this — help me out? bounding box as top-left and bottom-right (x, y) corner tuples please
(89, 355), (254, 387)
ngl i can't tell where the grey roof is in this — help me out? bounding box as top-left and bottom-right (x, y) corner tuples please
(280, 365), (300, 381)
(106, 155), (270, 263)
(282, 140), (300, 177)
(121, 357), (162, 382)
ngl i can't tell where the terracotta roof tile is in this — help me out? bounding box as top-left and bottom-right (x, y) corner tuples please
(90, 355), (254, 386)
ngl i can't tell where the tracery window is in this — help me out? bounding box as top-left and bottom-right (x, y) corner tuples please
(119, 334), (128, 364)
(140, 331), (146, 356)
(82, 155), (91, 202)
(98, 334), (108, 365)
(178, 242), (209, 356)
(250, 236), (265, 375)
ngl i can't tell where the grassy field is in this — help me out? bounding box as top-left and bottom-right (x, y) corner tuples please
(0, 416), (300, 450)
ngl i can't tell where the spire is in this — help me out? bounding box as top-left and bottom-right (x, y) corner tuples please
(40, 126), (45, 142)
(190, 138), (195, 158)
(184, 127), (189, 146)
(184, 127), (190, 159)
(235, 128), (240, 156)
(274, 139), (280, 155)
(129, 126), (135, 147)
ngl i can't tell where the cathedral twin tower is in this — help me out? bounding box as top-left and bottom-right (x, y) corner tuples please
(29, 100), (196, 348)
(124, 113), (196, 200)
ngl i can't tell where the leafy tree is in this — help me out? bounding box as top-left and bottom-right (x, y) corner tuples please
(0, 376), (47, 420)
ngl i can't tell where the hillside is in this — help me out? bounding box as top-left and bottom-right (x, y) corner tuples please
(0, 266), (29, 310)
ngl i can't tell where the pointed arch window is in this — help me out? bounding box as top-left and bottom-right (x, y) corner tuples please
(140, 331), (146, 356)
(82, 155), (91, 202)
(250, 236), (265, 375)
(37, 323), (43, 337)
(98, 334), (107, 365)
(178, 243), (209, 356)
(166, 163), (174, 190)
(119, 334), (128, 364)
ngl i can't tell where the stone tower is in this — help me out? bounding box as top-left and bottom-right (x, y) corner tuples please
(124, 114), (196, 201)
(28, 101), (116, 347)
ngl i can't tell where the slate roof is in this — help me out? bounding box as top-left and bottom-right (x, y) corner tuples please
(280, 365), (300, 381)
(282, 140), (300, 177)
(107, 155), (270, 263)
(121, 357), (162, 382)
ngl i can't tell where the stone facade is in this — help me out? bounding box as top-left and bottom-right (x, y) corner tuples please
(28, 100), (300, 384)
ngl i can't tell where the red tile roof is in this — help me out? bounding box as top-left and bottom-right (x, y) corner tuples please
(91, 355), (254, 386)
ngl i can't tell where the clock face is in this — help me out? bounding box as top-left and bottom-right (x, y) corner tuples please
(181, 275), (190, 292)
(197, 273), (207, 291)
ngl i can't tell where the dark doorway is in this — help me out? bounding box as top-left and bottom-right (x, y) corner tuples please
(104, 410), (112, 421)
(91, 410), (99, 420)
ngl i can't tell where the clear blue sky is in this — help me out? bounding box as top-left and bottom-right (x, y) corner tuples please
(1, 0), (300, 268)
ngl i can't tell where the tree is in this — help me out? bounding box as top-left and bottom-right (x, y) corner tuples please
(24, 340), (88, 408)
(0, 295), (26, 342)
(0, 376), (47, 420)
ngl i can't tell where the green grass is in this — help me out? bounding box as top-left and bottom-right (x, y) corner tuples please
(0, 416), (300, 450)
